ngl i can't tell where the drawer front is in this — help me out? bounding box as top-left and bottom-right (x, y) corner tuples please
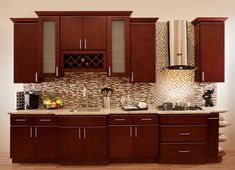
(108, 115), (133, 125)
(160, 114), (208, 125)
(160, 125), (207, 142)
(11, 115), (33, 125)
(160, 143), (207, 163)
(57, 116), (107, 126)
(133, 115), (159, 125)
(34, 115), (56, 125)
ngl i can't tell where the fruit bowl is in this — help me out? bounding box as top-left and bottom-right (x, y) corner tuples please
(43, 98), (63, 109)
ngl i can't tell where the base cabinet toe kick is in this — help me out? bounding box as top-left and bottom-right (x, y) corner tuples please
(10, 113), (221, 164)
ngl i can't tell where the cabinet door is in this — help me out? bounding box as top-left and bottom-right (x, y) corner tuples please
(83, 127), (108, 163)
(134, 125), (158, 160)
(195, 22), (224, 82)
(130, 21), (156, 82)
(11, 126), (34, 162)
(107, 17), (130, 77)
(83, 16), (106, 50)
(108, 126), (133, 160)
(33, 127), (57, 162)
(58, 127), (84, 163)
(61, 16), (83, 50)
(13, 22), (38, 83)
(38, 16), (61, 77)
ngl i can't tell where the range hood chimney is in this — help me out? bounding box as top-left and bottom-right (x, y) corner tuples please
(167, 20), (194, 69)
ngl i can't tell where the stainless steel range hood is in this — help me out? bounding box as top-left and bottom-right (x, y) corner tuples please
(167, 20), (194, 69)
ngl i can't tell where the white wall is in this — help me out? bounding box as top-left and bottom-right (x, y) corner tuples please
(1, 0), (235, 153)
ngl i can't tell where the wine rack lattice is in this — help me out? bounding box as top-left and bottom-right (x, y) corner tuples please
(63, 53), (104, 70)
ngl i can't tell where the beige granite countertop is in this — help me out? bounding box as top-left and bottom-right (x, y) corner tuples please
(8, 106), (228, 115)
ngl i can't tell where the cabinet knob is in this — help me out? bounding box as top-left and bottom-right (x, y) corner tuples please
(178, 150), (190, 153)
(108, 66), (112, 76)
(79, 39), (82, 49)
(131, 72), (134, 82)
(129, 126), (133, 137)
(179, 132), (191, 136)
(84, 39), (87, 49)
(56, 66), (59, 77)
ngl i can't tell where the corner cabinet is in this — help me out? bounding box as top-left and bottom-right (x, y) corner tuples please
(130, 18), (158, 83)
(107, 15), (131, 77)
(192, 17), (228, 82)
(37, 15), (62, 78)
(11, 18), (39, 83)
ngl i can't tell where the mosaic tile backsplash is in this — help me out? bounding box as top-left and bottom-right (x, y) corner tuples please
(24, 22), (216, 108)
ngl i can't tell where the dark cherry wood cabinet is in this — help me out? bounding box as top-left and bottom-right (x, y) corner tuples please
(159, 114), (208, 164)
(61, 16), (106, 50)
(192, 17), (228, 82)
(10, 115), (57, 163)
(130, 18), (158, 83)
(11, 18), (39, 83)
(38, 15), (62, 78)
(57, 115), (108, 164)
(107, 16), (131, 77)
(108, 114), (159, 162)
(207, 113), (219, 162)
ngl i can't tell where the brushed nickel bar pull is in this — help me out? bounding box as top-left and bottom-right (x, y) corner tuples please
(130, 126), (132, 137)
(114, 118), (126, 121)
(141, 118), (152, 121)
(179, 132), (191, 136)
(131, 72), (134, 82)
(202, 72), (205, 82)
(35, 72), (38, 83)
(34, 127), (37, 138)
(208, 117), (219, 120)
(39, 119), (51, 122)
(15, 119), (26, 122)
(135, 126), (138, 137)
(108, 66), (111, 76)
(80, 39), (82, 49)
(29, 127), (33, 138)
(78, 128), (81, 139)
(179, 150), (190, 153)
(56, 66), (59, 77)
(84, 128), (86, 139)
(84, 39), (87, 49)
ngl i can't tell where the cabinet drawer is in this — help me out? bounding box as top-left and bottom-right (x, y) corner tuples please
(160, 114), (208, 125)
(108, 115), (133, 125)
(57, 116), (107, 126)
(160, 125), (207, 142)
(133, 115), (159, 125)
(160, 143), (207, 163)
(34, 116), (56, 125)
(11, 115), (33, 125)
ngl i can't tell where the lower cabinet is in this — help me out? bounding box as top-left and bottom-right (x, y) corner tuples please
(10, 113), (220, 164)
(159, 114), (208, 164)
(10, 115), (57, 163)
(108, 115), (159, 162)
(57, 116), (108, 164)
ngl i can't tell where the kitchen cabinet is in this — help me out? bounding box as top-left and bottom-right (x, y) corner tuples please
(108, 115), (159, 162)
(61, 16), (106, 50)
(37, 15), (62, 78)
(159, 114), (208, 164)
(57, 115), (108, 164)
(11, 18), (39, 83)
(192, 17), (228, 82)
(130, 18), (158, 83)
(207, 113), (219, 162)
(107, 16), (130, 77)
(10, 115), (57, 163)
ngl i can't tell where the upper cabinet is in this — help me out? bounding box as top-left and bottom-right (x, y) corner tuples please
(37, 15), (62, 78)
(61, 16), (106, 50)
(11, 18), (39, 83)
(107, 16), (131, 77)
(192, 17), (228, 83)
(130, 18), (158, 83)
